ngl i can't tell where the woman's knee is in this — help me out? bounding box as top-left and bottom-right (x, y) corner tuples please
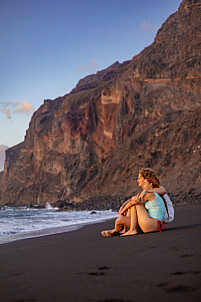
(116, 215), (130, 227)
(116, 215), (124, 224)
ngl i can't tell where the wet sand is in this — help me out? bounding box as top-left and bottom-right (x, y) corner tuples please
(0, 204), (201, 302)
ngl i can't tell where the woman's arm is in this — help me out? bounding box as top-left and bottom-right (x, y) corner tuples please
(120, 191), (156, 215)
(120, 195), (141, 214)
(139, 187), (166, 201)
(119, 199), (132, 214)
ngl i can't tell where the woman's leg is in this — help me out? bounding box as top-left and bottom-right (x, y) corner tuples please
(119, 208), (131, 234)
(101, 214), (131, 237)
(135, 204), (158, 233)
(121, 206), (139, 236)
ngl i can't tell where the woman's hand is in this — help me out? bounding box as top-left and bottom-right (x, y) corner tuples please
(119, 209), (126, 215)
(139, 190), (147, 201)
(119, 199), (131, 215)
(131, 194), (140, 203)
(119, 208), (126, 216)
(119, 194), (140, 215)
(119, 205), (124, 215)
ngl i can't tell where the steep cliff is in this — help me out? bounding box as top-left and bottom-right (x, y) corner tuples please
(0, 0), (201, 207)
(0, 145), (8, 172)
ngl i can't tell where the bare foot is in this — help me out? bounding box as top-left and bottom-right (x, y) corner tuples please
(120, 229), (138, 237)
(119, 228), (127, 235)
(101, 230), (119, 237)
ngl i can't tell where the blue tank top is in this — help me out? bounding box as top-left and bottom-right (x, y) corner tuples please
(145, 193), (165, 221)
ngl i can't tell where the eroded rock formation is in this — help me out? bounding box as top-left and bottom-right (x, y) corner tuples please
(0, 0), (201, 208)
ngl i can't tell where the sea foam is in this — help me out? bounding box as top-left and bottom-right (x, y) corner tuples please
(0, 206), (118, 244)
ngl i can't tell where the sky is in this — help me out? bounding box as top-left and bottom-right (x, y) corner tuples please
(0, 0), (181, 148)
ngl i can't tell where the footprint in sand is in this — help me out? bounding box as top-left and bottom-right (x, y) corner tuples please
(165, 285), (197, 293)
(157, 283), (197, 293)
(87, 266), (110, 276)
(99, 266), (110, 270)
(87, 272), (105, 276)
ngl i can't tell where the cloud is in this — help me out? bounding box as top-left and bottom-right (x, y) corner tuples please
(0, 101), (34, 120)
(13, 101), (34, 114)
(75, 58), (98, 72)
(140, 20), (161, 32)
(2, 108), (11, 120)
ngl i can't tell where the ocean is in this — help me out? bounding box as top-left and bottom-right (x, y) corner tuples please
(0, 204), (118, 244)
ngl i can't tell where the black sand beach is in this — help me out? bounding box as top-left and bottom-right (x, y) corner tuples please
(0, 204), (201, 302)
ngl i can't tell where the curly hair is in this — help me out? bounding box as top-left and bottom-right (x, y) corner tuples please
(139, 168), (160, 188)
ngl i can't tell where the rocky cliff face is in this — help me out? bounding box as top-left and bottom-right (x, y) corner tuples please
(0, 145), (8, 172)
(0, 0), (201, 207)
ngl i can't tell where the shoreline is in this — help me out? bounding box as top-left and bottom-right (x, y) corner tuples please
(0, 212), (119, 245)
(0, 203), (200, 245)
(0, 203), (201, 302)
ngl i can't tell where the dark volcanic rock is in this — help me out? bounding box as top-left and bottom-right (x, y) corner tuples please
(0, 0), (201, 208)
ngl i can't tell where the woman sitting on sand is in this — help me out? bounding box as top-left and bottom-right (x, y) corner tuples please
(101, 168), (166, 237)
